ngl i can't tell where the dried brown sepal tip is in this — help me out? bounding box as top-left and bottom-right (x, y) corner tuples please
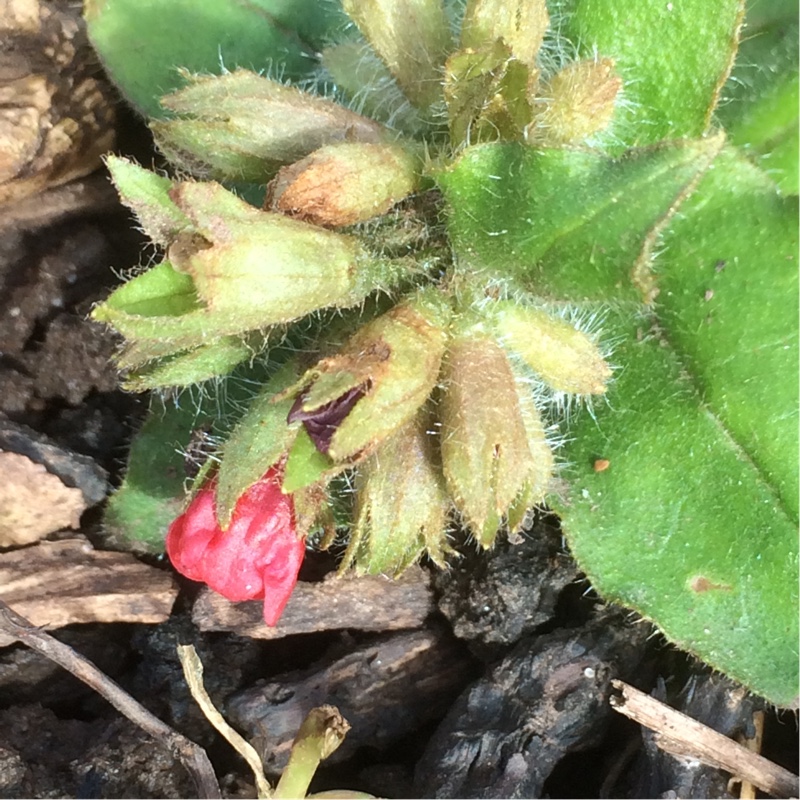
(267, 142), (420, 227)
(529, 58), (622, 145)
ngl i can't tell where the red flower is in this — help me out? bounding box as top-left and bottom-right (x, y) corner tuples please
(166, 466), (303, 625)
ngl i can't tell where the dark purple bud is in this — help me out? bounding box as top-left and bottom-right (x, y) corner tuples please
(288, 384), (368, 454)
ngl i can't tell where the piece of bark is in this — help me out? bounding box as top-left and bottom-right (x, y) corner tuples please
(0, 418), (108, 506)
(0, 172), (118, 231)
(226, 627), (474, 774)
(0, 419), (108, 544)
(0, 539), (178, 647)
(192, 566), (434, 639)
(413, 606), (650, 798)
(0, 451), (85, 545)
(0, 0), (116, 206)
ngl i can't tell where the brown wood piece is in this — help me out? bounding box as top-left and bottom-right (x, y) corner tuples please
(0, 539), (178, 646)
(226, 627), (471, 774)
(192, 565), (434, 638)
(610, 680), (799, 799)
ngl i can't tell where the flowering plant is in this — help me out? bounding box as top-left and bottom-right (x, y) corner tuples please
(89, 0), (797, 704)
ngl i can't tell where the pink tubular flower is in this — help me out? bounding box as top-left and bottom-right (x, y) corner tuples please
(166, 466), (303, 626)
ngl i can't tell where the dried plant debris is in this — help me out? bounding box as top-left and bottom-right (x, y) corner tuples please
(0, 0), (115, 206)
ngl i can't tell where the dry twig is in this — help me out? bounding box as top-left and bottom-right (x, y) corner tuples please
(610, 679), (798, 799)
(0, 599), (221, 799)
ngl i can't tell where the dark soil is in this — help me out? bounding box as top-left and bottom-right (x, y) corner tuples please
(0, 55), (796, 800)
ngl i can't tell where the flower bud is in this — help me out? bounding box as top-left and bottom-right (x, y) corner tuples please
(342, 0), (451, 110)
(321, 42), (428, 134)
(529, 58), (622, 145)
(166, 465), (303, 626)
(267, 142), (421, 227)
(151, 69), (387, 181)
(492, 302), (611, 394)
(461, 0), (549, 69)
(346, 412), (451, 575)
(166, 180), (417, 328)
(440, 330), (551, 546)
(444, 41), (535, 145)
(286, 289), (451, 462)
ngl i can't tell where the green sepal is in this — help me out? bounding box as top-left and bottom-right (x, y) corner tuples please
(121, 336), (254, 391)
(282, 427), (338, 494)
(444, 42), (534, 146)
(105, 156), (191, 245)
(346, 412), (451, 575)
(216, 361), (302, 527)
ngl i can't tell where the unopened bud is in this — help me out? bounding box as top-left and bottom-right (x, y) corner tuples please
(444, 41), (536, 145)
(346, 412), (450, 575)
(493, 303), (611, 394)
(461, 0), (549, 69)
(342, 0), (451, 110)
(530, 58), (621, 145)
(268, 142), (420, 227)
(151, 69), (387, 181)
(166, 180), (417, 328)
(286, 289), (451, 462)
(440, 331), (541, 546)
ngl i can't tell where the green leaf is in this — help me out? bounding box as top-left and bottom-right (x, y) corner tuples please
(437, 138), (722, 302)
(551, 310), (797, 706)
(717, 8), (799, 194)
(104, 396), (214, 552)
(84, 0), (347, 117)
(216, 362), (301, 527)
(553, 151), (798, 706)
(439, 138), (797, 703)
(552, 0), (744, 145)
(657, 148), (799, 519)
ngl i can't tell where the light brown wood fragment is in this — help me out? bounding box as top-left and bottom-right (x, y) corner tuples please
(610, 679), (799, 799)
(192, 566), (433, 639)
(0, 539), (178, 646)
(0, 451), (85, 545)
